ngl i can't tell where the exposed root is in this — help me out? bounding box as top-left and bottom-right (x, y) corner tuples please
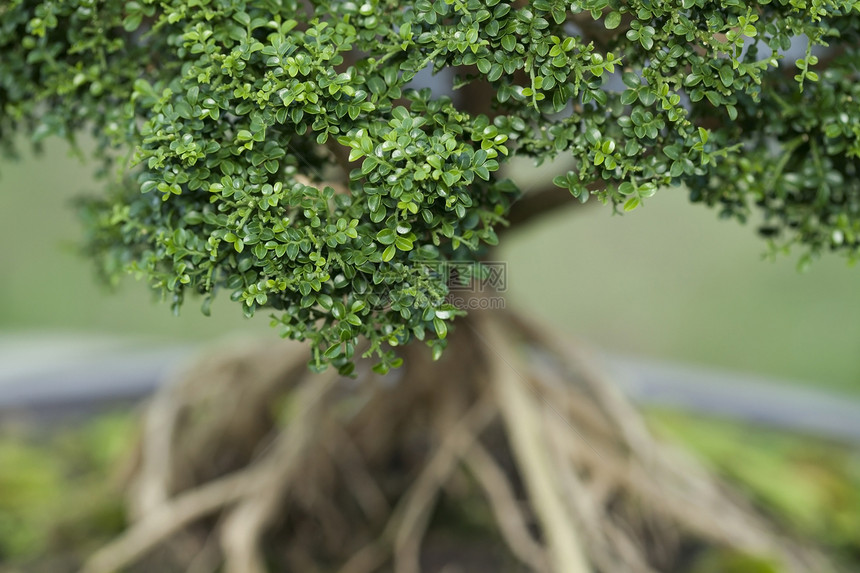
(391, 396), (496, 573)
(464, 442), (549, 573)
(186, 527), (223, 573)
(83, 309), (831, 573)
(82, 365), (339, 573)
(130, 376), (182, 517)
(338, 395), (496, 573)
(504, 311), (827, 572)
(219, 368), (340, 573)
(326, 424), (390, 524)
(481, 317), (591, 573)
(82, 461), (260, 573)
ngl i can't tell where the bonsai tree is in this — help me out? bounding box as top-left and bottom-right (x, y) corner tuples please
(2, 0), (857, 571)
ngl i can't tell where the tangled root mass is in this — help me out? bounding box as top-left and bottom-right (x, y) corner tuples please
(82, 309), (826, 573)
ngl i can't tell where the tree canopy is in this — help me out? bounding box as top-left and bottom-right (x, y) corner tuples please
(1, 0), (858, 372)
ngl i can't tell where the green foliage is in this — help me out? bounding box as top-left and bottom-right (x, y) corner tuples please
(0, 414), (131, 565)
(690, 550), (783, 573)
(2, 0), (859, 370)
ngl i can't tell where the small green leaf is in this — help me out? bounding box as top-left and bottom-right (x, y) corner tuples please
(605, 12), (622, 29)
(394, 236), (414, 251)
(382, 244), (396, 262)
(719, 66), (733, 88)
(376, 229), (397, 245)
(618, 182), (635, 195)
(433, 317), (448, 339)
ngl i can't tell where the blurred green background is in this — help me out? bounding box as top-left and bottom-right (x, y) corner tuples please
(1, 138), (858, 394)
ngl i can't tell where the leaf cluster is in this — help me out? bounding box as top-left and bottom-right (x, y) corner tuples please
(2, 0), (859, 370)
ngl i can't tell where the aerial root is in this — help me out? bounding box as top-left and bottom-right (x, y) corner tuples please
(82, 365), (339, 573)
(219, 368), (340, 573)
(338, 394), (497, 573)
(501, 309), (826, 573)
(463, 442), (550, 573)
(483, 314), (592, 573)
(81, 457), (263, 573)
(83, 309), (830, 573)
(326, 424), (390, 524)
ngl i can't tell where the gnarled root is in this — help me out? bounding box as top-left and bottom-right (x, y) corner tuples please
(82, 309), (827, 573)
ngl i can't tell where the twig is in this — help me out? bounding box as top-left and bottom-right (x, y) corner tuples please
(502, 181), (600, 236)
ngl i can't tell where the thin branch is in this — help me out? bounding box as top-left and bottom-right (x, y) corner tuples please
(503, 181), (600, 235)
